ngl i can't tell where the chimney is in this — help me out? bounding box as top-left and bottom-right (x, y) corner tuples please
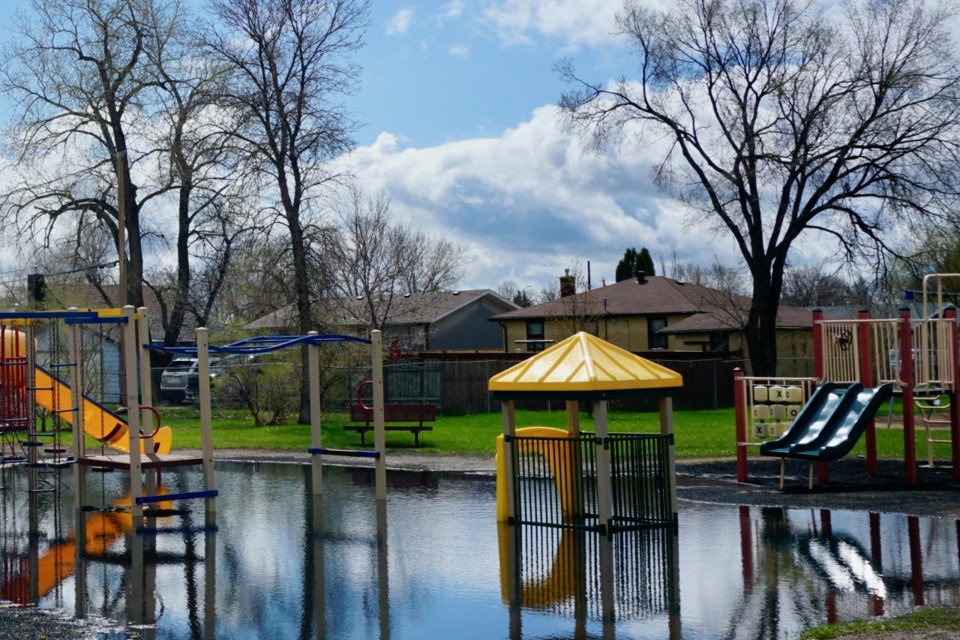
(636, 270), (647, 284)
(559, 269), (576, 297)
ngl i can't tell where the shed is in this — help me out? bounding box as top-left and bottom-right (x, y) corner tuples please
(488, 332), (684, 532)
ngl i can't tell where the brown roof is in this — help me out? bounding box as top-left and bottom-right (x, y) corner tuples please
(245, 289), (517, 331)
(490, 275), (813, 330)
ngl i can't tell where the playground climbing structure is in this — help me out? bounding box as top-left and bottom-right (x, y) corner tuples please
(736, 280), (960, 486)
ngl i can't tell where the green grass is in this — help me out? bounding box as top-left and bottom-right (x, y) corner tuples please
(800, 606), (960, 638)
(151, 404), (957, 462)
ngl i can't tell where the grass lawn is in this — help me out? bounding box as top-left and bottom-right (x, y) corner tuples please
(147, 403), (956, 462)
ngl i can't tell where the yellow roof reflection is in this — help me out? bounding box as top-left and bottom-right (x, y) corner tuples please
(488, 332), (683, 393)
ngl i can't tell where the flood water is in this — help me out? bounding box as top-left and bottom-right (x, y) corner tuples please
(1, 461), (959, 639)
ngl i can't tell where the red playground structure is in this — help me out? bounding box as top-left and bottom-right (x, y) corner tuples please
(735, 274), (960, 487)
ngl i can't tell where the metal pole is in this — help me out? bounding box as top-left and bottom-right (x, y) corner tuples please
(308, 332), (323, 495)
(595, 400), (613, 534)
(660, 395), (678, 522)
(122, 306), (142, 519)
(734, 368), (748, 482)
(372, 330), (387, 501)
(197, 327), (216, 515)
(900, 308), (917, 486)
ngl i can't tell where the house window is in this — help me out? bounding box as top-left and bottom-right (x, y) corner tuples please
(526, 321), (545, 352)
(648, 317), (668, 350)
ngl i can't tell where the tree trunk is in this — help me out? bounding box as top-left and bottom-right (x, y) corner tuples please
(287, 208), (313, 424)
(746, 268), (782, 377)
(164, 180), (192, 346)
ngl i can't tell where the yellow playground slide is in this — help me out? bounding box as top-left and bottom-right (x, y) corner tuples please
(33, 367), (173, 455)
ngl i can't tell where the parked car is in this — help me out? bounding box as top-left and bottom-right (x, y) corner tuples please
(159, 357), (221, 403)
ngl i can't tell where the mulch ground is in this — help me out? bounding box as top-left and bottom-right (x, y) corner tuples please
(676, 457), (960, 518)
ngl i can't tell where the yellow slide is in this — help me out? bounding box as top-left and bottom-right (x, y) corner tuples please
(34, 366), (173, 455)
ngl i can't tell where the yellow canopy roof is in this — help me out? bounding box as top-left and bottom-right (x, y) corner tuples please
(488, 332), (683, 394)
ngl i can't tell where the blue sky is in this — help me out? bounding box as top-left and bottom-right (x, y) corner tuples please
(344, 0), (754, 292)
(0, 0), (840, 296)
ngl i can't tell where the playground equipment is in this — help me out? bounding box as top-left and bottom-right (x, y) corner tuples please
(759, 383), (894, 488)
(495, 426), (579, 522)
(489, 331), (682, 535)
(737, 276), (960, 486)
(0, 307), (217, 519)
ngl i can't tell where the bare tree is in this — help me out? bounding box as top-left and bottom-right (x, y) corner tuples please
(205, 0), (368, 420)
(326, 187), (466, 330)
(781, 265), (857, 308)
(560, 0), (960, 375)
(143, 16), (252, 344)
(0, 0), (176, 309)
(0, 0), (246, 346)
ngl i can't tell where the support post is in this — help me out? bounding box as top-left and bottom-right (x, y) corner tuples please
(858, 309), (877, 475)
(196, 328), (216, 515)
(660, 395), (678, 523)
(733, 368), (748, 483)
(900, 308), (917, 486)
(946, 307), (960, 479)
(502, 400), (517, 522)
(67, 313), (85, 482)
(136, 308), (155, 455)
(812, 309), (824, 381)
(813, 309), (830, 484)
(122, 306), (143, 519)
(594, 400), (613, 535)
(308, 332), (323, 495)
(371, 330), (387, 501)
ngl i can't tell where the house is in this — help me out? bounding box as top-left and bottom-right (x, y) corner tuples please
(245, 289), (520, 353)
(489, 273), (814, 362)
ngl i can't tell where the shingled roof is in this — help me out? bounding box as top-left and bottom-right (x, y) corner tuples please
(490, 275), (813, 330)
(245, 289), (516, 331)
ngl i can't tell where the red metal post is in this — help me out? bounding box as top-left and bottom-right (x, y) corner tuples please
(812, 309), (831, 484)
(859, 309), (877, 475)
(900, 308), (917, 486)
(812, 309), (824, 381)
(946, 307), (960, 479)
(734, 368), (748, 483)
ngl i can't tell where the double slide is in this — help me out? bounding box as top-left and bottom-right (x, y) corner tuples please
(760, 382), (894, 462)
(33, 366), (173, 455)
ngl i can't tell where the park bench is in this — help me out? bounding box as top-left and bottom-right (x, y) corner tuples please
(344, 402), (436, 446)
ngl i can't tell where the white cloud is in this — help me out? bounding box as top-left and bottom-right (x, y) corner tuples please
(344, 105), (740, 290)
(482, 0), (624, 47)
(386, 7), (415, 35)
(438, 1), (465, 20)
(449, 44), (469, 56)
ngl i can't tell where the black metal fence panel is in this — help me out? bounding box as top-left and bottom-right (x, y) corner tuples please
(509, 433), (598, 531)
(509, 432), (673, 532)
(607, 434), (673, 529)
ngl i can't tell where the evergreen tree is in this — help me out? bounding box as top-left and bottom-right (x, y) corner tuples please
(615, 247), (656, 281)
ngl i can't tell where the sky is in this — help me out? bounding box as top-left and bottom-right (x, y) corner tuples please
(339, 0), (751, 294)
(0, 0), (840, 297)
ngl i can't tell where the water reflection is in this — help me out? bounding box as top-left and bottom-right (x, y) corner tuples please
(1, 461), (960, 639)
(498, 524), (681, 639)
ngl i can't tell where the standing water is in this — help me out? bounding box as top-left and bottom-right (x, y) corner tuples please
(1, 461), (959, 639)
